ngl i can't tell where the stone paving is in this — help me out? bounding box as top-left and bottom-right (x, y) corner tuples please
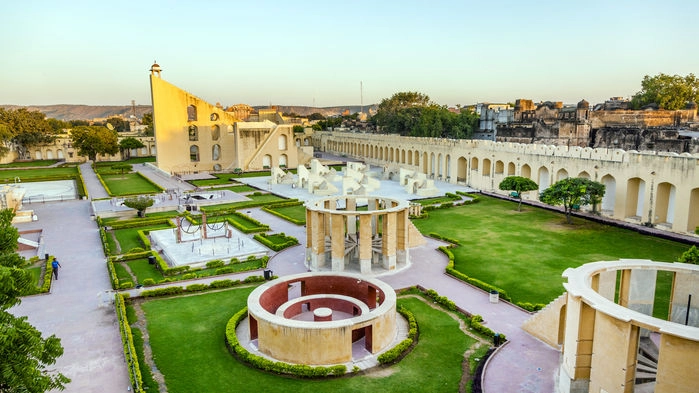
(10, 161), (561, 393)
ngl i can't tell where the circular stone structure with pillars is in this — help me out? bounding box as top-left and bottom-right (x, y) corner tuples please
(305, 195), (418, 275)
(246, 272), (397, 365)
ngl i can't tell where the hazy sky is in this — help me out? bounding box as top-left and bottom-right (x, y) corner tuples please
(2, 0), (697, 108)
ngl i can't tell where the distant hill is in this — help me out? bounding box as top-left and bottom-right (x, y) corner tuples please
(0, 104), (377, 121)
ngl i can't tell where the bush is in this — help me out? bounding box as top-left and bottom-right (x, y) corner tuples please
(142, 278), (156, 286)
(120, 281), (135, 289)
(206, 260), (225, 269)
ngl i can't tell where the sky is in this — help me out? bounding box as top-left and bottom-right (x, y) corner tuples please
(2, 0), (698, 108)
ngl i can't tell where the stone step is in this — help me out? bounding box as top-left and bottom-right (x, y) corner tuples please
(636, 363), (657, 374)
(634, 381), (656, 393)
(638, 337), (659, 361)
(637, 353), (657, 368)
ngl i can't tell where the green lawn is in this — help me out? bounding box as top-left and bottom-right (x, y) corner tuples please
(188, 173), (239, 187)
(112, 224), (172, 253)
(0, 166), (78, 182)
(202, 194), (287, 211)
(141, 290), (475, 393)
(126, 259), (165, 283)
(266, 204), (307, 224)
(412, 196), (688, 307)
(0, 160), (59, 168)
(216, 185), (257, 193)
(101, 173), (163, 196)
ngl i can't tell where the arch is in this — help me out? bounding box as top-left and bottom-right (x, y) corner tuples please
(35, 150), (42, 160)
(57, 149), (64, 159)
(46, 150), (54, 159)
(188, 125), (198, 141)
(521, 164), (531, 179)
(278, 135), (288, 150)
(625, 177), (645, 218)
(211, 125), (220, 140)
(483, 158), (492, 176)
(189, 145), (199, 162)
(556, 168), (569, 181)
(414, 151), (419, 167)
(654, 182), (676, 225)
(279, 154), (288, 167)
(688, 188), (699, 233)
(407, 150), (413, 165)
(601, 174), (616, 213)
(212, 144), (221, 161)
(437, 153), (443, 177)
(262, 154), (272, 168)
(457, 157), (467, 183)
(295, 138), (301, 147)
(507, 162), (516, 176)
(558, 304), (567, 345)
(495, 160), (504, 175)
(401, 149), (406, 164)
(430, 153), (436, 176)
(471, 157), (479, 171)
(578, 171), (590, 179)
(140, 147), (147, 155)
(538, 166), (550, 191)
(187, 104), (197, 121)
(304, 138), (310, 146)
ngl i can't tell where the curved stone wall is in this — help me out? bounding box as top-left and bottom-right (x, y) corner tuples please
(559, 260), (699, 393)
(305, 195), (412, 274)
(247, 272), (397, 365)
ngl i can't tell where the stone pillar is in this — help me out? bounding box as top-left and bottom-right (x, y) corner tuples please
(331, 214), (345, 271)
(346, 199), (357, 235)
(304, 208), (313, 269)
(201, 213), (207, 239)
(395, 208), (409, 265)
(627, 269), (657, 317)
(559, 295), (595, 393)
(382, 212), (396, 270)
(359, 215), (372, 274)
(175, 216), (182, 243)
(592, 270), (616, 301)
(588, 313), (639, 393)
(655, 334), (699, 392)
(310, 210), (325, 270)
(617, 269), (632, 308)
(670, 270), (699, 327)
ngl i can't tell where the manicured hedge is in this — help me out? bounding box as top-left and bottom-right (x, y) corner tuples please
(253, 232), (299, 251)
(115, 293), (146, 393)
(377, 305), (418, 364)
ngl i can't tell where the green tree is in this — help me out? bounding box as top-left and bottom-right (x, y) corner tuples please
(308, 113), (325, 121)
(630, 73), (699, 110)
(111, 163), (132, 178)
(0, 209), (70, 392)
(70, 126), (119, 161)
(498, 176), (539, 211)
(122, 196), (154, 218)
(141, 112), (154, 136)
(46, 118), (69, 133)
(292, 125), (305, 133)
(678, 246), (699, 265)
(0, 108), (55, 160)
(105, 117), (129, 132)
(118, 137), (145, 160)
(539, 178), (606, 224)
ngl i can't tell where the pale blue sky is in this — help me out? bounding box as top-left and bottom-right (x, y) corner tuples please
(2, 0), (697, 108)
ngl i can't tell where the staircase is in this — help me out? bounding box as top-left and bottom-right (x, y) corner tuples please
(635, 336), (659, 393)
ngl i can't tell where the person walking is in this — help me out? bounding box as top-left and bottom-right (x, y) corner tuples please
(51, 258), (62, 280)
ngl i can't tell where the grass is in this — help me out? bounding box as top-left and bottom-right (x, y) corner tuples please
(412, 195), (688, 306)
(202, 194), (287, 211)
(0, 166), (78, 182)
(265, 204), (307, 224)
(0, 159), (59, 168)
(140, 290), (476, 393)
(113, 262), (133, 286)
(112, 224), (172, 254)
(26, 266), (43, 289)
(126, 259), (165, 283)
(216, 184), (257, 193)
(188, 173), (239, 187)
(100, 173), (163, 196)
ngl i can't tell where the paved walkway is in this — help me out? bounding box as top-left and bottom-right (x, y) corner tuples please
(11, 164), (559, 393)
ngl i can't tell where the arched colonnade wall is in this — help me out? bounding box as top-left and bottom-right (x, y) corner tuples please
(314, 132), (699, 235)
